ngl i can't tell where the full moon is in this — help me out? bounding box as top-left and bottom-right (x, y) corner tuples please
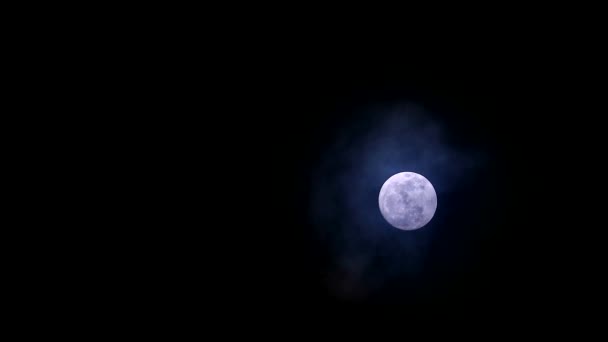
(379, 172), (437, 230)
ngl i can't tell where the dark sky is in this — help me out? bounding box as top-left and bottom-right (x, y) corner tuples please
(41, 10), (606, 327)
(225, 57), (600, 308)
(273, 69), (514, 305)
(184, 63), (514, 307)
(159, 46), (603, 313)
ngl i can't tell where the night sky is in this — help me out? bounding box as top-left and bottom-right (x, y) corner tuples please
(43, 11), (607, 327)
(275, 70), (513, 305)
(161, 49), (601, 312)
(190, 63), (521, 308)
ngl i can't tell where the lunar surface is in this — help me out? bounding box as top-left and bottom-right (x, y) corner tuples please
(378, 172), (437, 230)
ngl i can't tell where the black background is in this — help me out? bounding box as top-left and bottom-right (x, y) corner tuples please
(16, 7), (608, 331)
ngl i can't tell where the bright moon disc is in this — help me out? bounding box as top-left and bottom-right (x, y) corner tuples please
(378, 172), (437, 230)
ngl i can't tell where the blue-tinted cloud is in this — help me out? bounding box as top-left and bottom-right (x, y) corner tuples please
(309, 103), (485, 301)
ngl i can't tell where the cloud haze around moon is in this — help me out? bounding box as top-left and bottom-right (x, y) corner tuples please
(308, 103), (486, 301)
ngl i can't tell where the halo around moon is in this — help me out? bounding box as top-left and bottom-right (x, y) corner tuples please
(378, 172), (437, 230)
